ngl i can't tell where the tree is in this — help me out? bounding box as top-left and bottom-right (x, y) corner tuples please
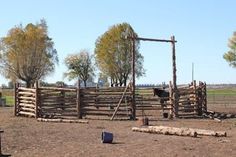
(95, 23), (145, 86)
(0, 19), (58, 87)
(64, 50), (95, 87)
(223, 32), (236, 67)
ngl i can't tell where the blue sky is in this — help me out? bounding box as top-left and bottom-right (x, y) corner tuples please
(0, 0), (236, 85)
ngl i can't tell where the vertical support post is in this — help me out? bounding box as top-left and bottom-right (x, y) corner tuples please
(60, 83), (65, 111)
(0, 130), (3, 155)
(193, 80), (197, 114)
(198, 81), (203, 116)
(203, 82), (207, 113)
(171, 36), (179, 117)
(169, 81), (173, 119)
(131, 36), (136, 120)
(35, 81), (39, 118)
(14, 83), (19, 116)
(76, 79), (82, 119)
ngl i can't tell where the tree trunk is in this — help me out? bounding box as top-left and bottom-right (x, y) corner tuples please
(83, 80), (87, 87)
(26, 81), (31, 88)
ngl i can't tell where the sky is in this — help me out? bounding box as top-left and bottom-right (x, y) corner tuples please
(0, 0), (236, 85)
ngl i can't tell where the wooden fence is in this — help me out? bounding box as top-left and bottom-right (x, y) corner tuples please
(14, 80), (207, 120)
(14, 82), (133, 120)
(135, 81), (207, 118)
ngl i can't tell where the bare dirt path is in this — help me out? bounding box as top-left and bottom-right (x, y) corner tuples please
(0, 107), (236, 157)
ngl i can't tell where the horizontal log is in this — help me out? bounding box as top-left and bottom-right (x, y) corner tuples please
(39, 87), (77, 92)
(18, 87), (36, 92)
(178, 113), (198, 117)
(37, 118), (88, 123)
(18, 111), (36, 117)
(19, 96), (36, 101)
(83, 108), (131, 112)
(82, 103), (129, 108)
(18, 91), (35, 96)
(136, 107), (172, 110)
(20, 107), (36, 112)
(132, 126), (197, 137)
(19, 101), (34, 106)
(41, 104), (76, 108)
(81, 92), (132, 96)
(82, 111), (131, 116)
(187, 128), (226, 137)
(19, 103), (36, 108)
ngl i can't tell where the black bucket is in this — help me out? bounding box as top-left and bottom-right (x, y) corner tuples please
(101, 131), (113, 143)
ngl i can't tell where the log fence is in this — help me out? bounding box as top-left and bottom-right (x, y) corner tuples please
(14, 80), (207, 120)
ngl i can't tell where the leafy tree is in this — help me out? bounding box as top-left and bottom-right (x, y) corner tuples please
(223, 32), (236, 67)
(95, 23), (145, 86)
(97, 72), (109, 87)
(64, 50), (95, 87)
(0, 19), (58, 87)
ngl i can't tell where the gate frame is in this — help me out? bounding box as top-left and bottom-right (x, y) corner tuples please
(127, 35), (178, 119)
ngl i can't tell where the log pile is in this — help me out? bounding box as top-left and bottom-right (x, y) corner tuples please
(14, 85), (37, 118)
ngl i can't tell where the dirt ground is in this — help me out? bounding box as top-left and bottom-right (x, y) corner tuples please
(0, 107), (236, 157)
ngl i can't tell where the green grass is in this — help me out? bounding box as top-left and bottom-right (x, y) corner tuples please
(207, 88), (236, 96)
(5, 96), (14, 106)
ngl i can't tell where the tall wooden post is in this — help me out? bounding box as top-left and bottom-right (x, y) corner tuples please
(0, 130), (3, 155)
(35, 81), (39, 118)
(76, 79), (82, 119)
(193, 80), (197, 114)
(131, 36), (136, 120)
(171, 36), (179, 117)
(169, 81), (173, 119)
(14, 83), (19, 116)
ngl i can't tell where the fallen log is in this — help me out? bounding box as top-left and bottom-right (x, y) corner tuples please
(37, 118), (88, 124)
(132, 126), (197, 137)
(188, 128), (226, 137)
(132, 126), (227, 137)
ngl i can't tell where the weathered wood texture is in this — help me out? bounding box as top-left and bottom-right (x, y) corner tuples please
(132, 125), (226, 137)
(15, 83), (37, 118)
(132, 126), (197, 137)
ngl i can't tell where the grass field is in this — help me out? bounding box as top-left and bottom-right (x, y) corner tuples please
(207, 88), (236, 96)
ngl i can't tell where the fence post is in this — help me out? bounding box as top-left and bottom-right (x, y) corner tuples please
(0, 130), (3, 155)
(14, 83), (19, 116)
(60, 83), (65, 110)
(76, 79), (82, 119)
(169, 81), (173, 119)
(198, 81), (203, 116)
(193, 80), (197, 115)
(203, 82), (207, 113)
(35, 81), (39, 118)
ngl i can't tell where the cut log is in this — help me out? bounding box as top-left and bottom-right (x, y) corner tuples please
(132, 126), (227, 137)
(132, 126), (197, 137)
(37, 118), (88, 123)
(188, 128), (226, 137)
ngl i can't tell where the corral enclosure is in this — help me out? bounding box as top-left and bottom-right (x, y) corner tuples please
(14, 81), (208, 120)
(2, 83), (236, 115)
